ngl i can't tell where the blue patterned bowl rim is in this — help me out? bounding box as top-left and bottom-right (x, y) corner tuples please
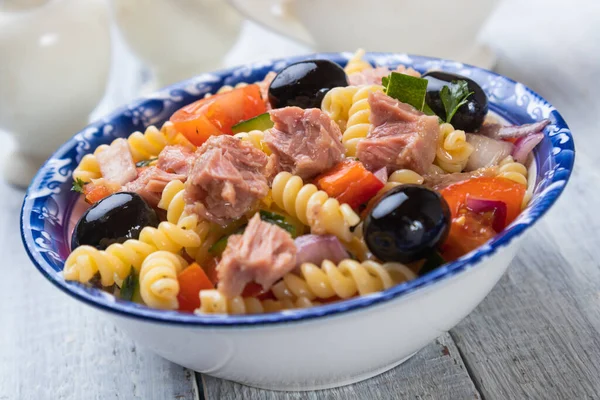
(20, 52), (575, 327)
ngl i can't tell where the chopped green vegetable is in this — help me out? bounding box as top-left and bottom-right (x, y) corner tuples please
(136, 157), (158, 168)
(71, 178), (87, 194)
(120, 267), (138, 301)
(231, 112), (274, 134)
(439, 80), (474, 123)
(382, 72), (428, 111)
(209, 226), (246, 256)
(259, 210), (297, 237)
(419, 251), (446, 276)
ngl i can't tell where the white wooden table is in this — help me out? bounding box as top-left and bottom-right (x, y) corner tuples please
(2, 13), (600, 399)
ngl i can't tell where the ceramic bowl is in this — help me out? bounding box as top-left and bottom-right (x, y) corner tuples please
(20, 53), (575, 391)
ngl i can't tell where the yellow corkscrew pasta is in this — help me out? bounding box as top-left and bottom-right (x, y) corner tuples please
(434, 123), (474, 173)
(497, 155), (528, 186)
(343, 85), (384, 157)
(233, 130), (271, 155)
(139, 251), (187, 310)
(321, 86), (360, 130)
(344, 49), (373, 75)
(72, 122), (195, 183)
(272, 259), (416, 301)
(196, 289), (319, 315)
(271, 172), (360, 242)
(63, 221), (200, 286)
(157, 180), (216, 262)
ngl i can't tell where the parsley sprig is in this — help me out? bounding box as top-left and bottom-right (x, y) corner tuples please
(440, 80), (474, 123)
(71, 178), (87, 194)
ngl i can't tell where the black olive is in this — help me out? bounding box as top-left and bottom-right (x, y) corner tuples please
(364, 185), (451, 264)
(422, 71), (488, 132)
(268, 59), (348, 109)
(71, 192), (159, 251)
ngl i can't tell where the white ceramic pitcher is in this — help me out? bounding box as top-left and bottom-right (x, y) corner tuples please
(0, 0), (111, 187)
(111, 0), (243, 90)
(229, 0), (499, 67)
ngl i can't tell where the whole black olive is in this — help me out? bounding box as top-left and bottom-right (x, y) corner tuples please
(422, 71), (488, 132)
(268, 59), (348, 109)
(364, 185), (451, 264)
(71, 192), (159, 250)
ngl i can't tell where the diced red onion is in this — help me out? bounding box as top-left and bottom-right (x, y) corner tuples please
(294, 234), (349, 268)
(465, 134), (514, 171)
(512, 133), (544, 164)
(479, 119), (550, 139)
(373, 167), (388, 184)
(465, 197), (508, 232)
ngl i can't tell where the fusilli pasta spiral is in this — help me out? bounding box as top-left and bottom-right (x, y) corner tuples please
(63, 221), (200, 286)
(72, 122), (195, 183)
(271, 172), (360, 242)
(233, 130), (271, 155)
(343, 85), (384, 157)
(434, 123), (474, 173)
(196, 289), (318, 315)
(272, 259), (416, 301)
(321, 86), (359, 130)
(139, 251), (187, 310)
(344, 49), (373, 75)
(157, 180), (216, 263)
(497, 155), (528, 186)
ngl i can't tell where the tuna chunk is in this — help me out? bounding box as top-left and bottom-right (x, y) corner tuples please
(424, 167), (498, 191)
(157, 145), (195, 175)
(217, 213), (297, 297)
(348, 66), (391, 86)
(347, 65), (421, 86)
(96, 138), (137, 186)
(259, 71), (277, 110)
(122, 167), (186, 207)
(184, 135), (269, 225)
(265, 107), (344, 179)
(356, 92), (439, 174)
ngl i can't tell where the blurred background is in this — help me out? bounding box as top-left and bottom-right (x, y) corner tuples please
(0, 0), (598, 187)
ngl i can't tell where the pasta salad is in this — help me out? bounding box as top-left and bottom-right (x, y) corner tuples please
(64, 50), (549, 315)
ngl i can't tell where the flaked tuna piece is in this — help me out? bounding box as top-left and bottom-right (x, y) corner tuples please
(157, 145), (195, 175)
(478, 119), (550, 139)
(259, 71), (277, 110)
(96, 138), (137, 186)
(424, 167), (498, 191)
(356, 92), (439, 174)
(184, 135), (269, 225)
(347, 65), (421, 86)
(217, 213), (297, 297)
(122, 167), (186, 207)
(265, 107), (344, 180)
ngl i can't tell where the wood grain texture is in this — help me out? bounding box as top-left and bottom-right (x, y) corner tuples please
(0, 139), (199, 400)
(201, 333), (481, 400)
(449, 153), (600, 400)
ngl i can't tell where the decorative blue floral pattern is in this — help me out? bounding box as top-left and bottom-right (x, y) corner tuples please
(20, 53), (575, 326)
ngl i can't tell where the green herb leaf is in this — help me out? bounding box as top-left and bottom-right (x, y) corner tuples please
(71, 178), (87, 194)
(382, 72), (428, 111)
(120, 267), (138, 301)
(439, 80), (474, 123)
(136, 157), (158, 168)
(259, 210), (297, 238)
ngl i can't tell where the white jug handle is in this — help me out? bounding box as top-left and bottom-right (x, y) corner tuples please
(228, 0), (314, 45)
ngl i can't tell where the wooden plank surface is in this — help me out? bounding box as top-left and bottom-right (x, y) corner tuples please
(201, 333), (481, 400)
(0, 140), (199, 400)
